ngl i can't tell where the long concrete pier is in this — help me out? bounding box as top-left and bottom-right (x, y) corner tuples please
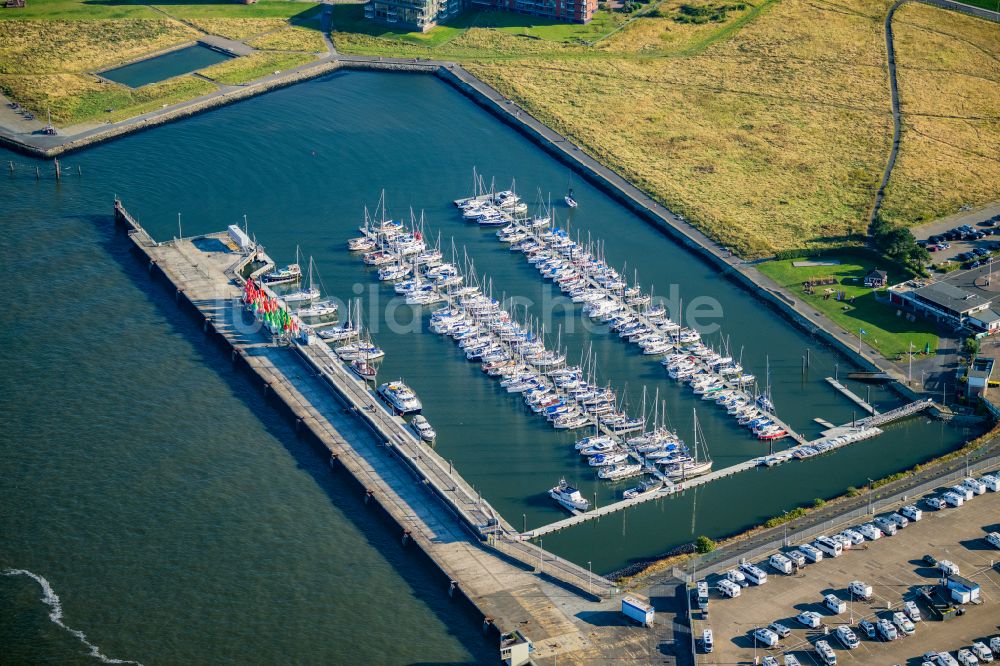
(113, 200), (668, 664)
(825, 377), (879, 415)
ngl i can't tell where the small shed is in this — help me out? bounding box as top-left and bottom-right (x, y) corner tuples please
(864, 270), (888, 288)
(946, 575), (980, 604)
(500, 630), (533, 666)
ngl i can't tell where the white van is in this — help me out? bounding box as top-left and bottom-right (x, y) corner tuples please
(770, 553), (793, 575)
(944, 491), (965, 507)
(964, 477), (987, 495)
(972, 642), (993, 663)
(987, 532), (1000, 550)
(874, 516), (898, 536)
(718, 579), (741, 598)
(901, 504), (923, 521)
(702, 628), (713, 653)
(890, 512), (909, 528)
(815, 639), (837, 665)
(981, 474), (999, 492)
(815, 536), (843, 558)
(824, 594), (846, 614)
(991, 636), (1000, 655)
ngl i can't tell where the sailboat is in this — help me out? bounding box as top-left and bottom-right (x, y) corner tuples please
(665, 408), (713, 480)
(319, 299), (361, 342)
(264, 246), (302, 285)
(564, 187), (578, 208)
(282, 256), (321, 304)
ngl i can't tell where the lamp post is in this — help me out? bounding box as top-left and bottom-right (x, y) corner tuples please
(868, 478), (874, 515)
(588, 561), (593, 596)
(782, 510), (789, 547)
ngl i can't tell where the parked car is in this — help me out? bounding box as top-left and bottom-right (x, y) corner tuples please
(796, 611), (823, 628)
(858, 619), (876, 639)
(762, 656), (779, 666)
(926, 497), (945, 510)
(835, 625), (860, 649)
(890, 512), (909, 528)
(784, 655), (802, 666)
(923, 554), (938, 567)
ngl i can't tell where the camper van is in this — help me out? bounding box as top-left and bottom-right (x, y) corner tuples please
(739, 562), (768, 585)
(939, 559), (961, 576)
(751, 627), (779, 647)
(702, 629), (714, 653)
(725, 569), (748, 587)
(799, 544), (823, 563)
(824, 594), (846, 614)
(980, 474), (999, 492)
(696, 581), (709, 610)
(815, 536), (844, 558)
(718, 579), (741, 599)
(944, 491), (965, 508)
(901, 504), (923, 521)
(964, 477), (987, 495)
(769, 553), (793, 575)
(986, 532), (1000, 550)
(874, 516), (898, 536)
(848, 580), (873, 601)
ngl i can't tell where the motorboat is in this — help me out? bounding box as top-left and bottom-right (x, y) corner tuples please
(350, 358), (377, 381)
(623, 479), (663, 500)
(549, 478), (590, 512)
(597, 463), (643, 480)
(376, 380), (422, 414)
(410, 414), (436, 442)
(295, 300), (338, 322)
(263, 263), (301, 285)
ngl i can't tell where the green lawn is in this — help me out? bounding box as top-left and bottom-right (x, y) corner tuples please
(951, 0), (1000, 11)
(328, 6), (626, 49)
(757, 255), (940, 359)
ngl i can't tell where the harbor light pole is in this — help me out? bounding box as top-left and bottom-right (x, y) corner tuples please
(908, 341), (914, 385)
(782, 510), (789, 547)
(177, 212), (182, 240)
(588, 561), (593, 596)
(523, 513), (526, 534)
(867, 478), (874, 514)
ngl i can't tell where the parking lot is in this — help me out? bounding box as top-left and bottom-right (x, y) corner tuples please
(693, 480), (1000, 665)
(917, 204), (1000, 267)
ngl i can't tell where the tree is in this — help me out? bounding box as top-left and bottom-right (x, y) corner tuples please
(695, 535), (717, 553)
(963, 337), (980, 357)
(812, 498), (826, 508)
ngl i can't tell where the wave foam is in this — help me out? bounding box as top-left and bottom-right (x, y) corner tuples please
(3, 568), (143, 665)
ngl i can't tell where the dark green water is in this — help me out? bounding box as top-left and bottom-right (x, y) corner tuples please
(101, 44), (231, 88)
(0, 70), (976, 663)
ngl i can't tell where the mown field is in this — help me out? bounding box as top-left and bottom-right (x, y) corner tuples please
(0, 0), (321, 125)
(757, 255), (939, 358)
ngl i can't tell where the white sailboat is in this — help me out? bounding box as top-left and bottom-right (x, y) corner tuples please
(665, 408), (713, 480)
(282, 256), (320, 304)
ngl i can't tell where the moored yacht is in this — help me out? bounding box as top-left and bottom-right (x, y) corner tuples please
(410, 414), (436, 442)
(376, 380), (422, 415)
(549, 478), (590, 512)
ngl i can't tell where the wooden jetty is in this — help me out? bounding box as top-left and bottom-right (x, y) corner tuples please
(113, 200), (665, 665)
